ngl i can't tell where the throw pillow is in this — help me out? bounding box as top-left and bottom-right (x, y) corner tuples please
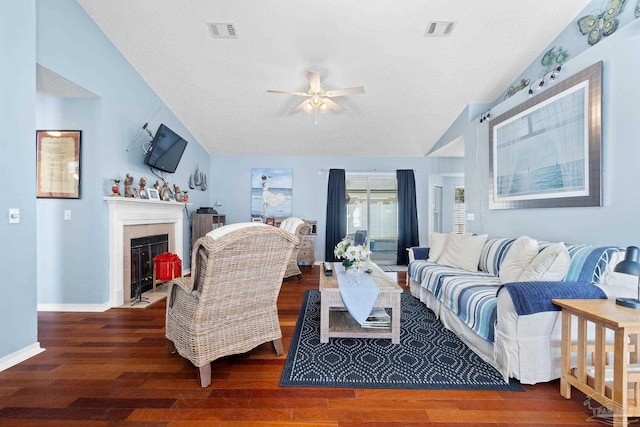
(499, 236), (539, 283)
(427, 232), (450, 262)
(599, 249), (638, 291)
(437, 233), (488, 272)
(518, 242), (571, 281)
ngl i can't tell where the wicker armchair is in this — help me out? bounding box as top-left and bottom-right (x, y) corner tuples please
(165, 223), (297, 387)
(278, 217), (311, 280)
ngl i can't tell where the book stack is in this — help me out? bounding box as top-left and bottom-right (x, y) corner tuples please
(362, 308), (391, 328)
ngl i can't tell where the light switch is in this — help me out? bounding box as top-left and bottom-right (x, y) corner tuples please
(64, 210), (72, 221)
(9, 208), (20, 224)
(466, 213), (475, 221)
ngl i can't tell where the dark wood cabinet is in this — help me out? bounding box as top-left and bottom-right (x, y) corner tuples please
(191, 213), (226, 246)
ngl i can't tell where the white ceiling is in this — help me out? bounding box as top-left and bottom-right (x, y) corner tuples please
(74, 0), (589, 157)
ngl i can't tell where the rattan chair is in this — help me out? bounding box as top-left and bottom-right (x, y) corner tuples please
(279, 217), (311, 280)
(165, 223), (297, 387)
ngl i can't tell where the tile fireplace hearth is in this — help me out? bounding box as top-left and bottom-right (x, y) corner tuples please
(105, 197), (186, 307)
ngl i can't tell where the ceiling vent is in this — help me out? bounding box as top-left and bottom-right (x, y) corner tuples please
(207, 22), (238, 39)
(424, 21), (456, 37)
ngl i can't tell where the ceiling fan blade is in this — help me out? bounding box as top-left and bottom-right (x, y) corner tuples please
(322, 97), (344, 113)
(267, 89), (309, 96)
(325, 86), (365, 97)
(307, 71), (321, 92)
(291, 99), (312, 114)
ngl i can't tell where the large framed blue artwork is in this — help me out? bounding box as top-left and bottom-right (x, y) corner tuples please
(489, 61), (602, 209)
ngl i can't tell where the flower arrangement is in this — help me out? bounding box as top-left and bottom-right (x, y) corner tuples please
(334, 236), (371, 269)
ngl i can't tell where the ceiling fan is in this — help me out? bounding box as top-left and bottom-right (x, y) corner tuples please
(267, 71), (364, 114)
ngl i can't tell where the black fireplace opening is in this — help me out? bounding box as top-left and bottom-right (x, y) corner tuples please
(130, 234), (169, 299)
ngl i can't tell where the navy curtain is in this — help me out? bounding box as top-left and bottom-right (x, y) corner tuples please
(325, 169), (346, 262)
(397, 169), (419, 265)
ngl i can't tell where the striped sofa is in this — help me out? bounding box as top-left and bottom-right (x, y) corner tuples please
(408, 237), (633, 385)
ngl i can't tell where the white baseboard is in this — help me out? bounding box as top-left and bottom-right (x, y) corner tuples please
(38, 303), (111, 312)
(0, 343), (45, 372)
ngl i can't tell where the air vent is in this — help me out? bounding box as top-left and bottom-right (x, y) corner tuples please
(424, 21), (456, 37)
(207, 22), (238, 39)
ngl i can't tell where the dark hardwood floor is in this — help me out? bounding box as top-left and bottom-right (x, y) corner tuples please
(0, 266), (600, 426)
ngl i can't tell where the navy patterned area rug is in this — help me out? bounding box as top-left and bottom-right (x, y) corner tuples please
(280, 290), (523, 391)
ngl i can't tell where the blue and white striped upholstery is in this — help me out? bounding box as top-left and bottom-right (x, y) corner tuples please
(438, 276), (502, 342)
(478, 238), (516, 276)
(564, 245), (624, 284)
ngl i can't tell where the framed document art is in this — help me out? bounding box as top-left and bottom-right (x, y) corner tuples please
(488, 62), (602, 209)
(36, 130), (81, 199)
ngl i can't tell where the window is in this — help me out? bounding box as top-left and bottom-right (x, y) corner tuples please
(346, 173), (397, 264)
(454, 187), (465, 234)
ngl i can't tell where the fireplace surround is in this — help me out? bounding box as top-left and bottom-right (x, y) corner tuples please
(105, 197), (187, 307)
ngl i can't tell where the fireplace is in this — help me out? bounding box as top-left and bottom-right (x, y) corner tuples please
(105, 197), (186, 307)
(130, 234), (169, 300)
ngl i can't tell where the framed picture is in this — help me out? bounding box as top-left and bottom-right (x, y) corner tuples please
(250, 168), (293, 218)
(265, 217), (275, 226)
(147, 188), (160, 200)
(36, 130), (81, 199)
(489, 62), (602, 209)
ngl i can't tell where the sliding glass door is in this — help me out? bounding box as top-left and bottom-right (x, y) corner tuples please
(346, 173), (398, 264)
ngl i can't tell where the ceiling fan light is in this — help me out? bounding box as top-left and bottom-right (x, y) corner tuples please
(312, 95), (321, 106)
(303, 103), (313, 113)
(320, 103), (328, 112)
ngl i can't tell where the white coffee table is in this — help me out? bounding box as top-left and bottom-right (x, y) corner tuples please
(319, 262), (402, 344)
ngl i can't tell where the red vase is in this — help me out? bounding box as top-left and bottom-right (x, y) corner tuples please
(112, 183), (120, 195)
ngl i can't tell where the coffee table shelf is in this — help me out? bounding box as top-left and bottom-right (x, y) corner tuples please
(328, 309), (394, 339)
(319, 262), (402, 344)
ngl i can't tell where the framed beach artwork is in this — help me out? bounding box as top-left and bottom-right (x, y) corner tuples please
(251, 168), (292, 219)
(489, 61), (602, 210)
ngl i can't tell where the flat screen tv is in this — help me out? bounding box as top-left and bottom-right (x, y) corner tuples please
(143, 124), (188, 173)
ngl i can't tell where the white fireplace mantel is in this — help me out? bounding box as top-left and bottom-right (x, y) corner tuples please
(105, 197), (187, 307)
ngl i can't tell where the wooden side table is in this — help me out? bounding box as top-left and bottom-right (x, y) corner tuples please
(297, 236), (315, 265)
(553, 299), (640, 426)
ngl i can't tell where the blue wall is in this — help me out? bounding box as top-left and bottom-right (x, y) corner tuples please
(35, 0), (211, 307)
(0, 2), (40, 362)
(462, 19), (640, 246)
(210, 155), (464, 260)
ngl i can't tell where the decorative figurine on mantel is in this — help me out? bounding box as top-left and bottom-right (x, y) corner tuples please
(111, 178), (121, 196)
(161, 181), (171, 201)
(124, 174), (135, 198)
(138, 177), (147, 198)
(173, 184), (182, 202)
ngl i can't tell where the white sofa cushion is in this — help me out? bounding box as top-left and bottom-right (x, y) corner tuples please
(518, 242), (570, 281)
(437, 233), (488, 272)
(499, 236), (539, 283)
(427, 232), (449, 262)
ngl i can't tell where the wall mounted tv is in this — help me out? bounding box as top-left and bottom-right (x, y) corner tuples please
(143, 124), (188, 173)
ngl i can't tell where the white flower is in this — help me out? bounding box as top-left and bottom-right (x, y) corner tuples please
(334, 237), (353, 259)
(334, 236), (370, 263)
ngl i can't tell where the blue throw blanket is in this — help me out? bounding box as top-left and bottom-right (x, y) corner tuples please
(498, 281), (607, 316)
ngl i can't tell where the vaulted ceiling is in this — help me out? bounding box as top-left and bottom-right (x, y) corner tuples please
(75, 1), (589, 157)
